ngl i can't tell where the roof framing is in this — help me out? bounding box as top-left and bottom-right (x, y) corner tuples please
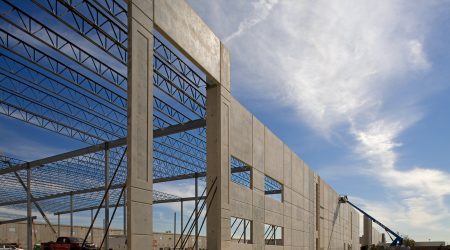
(0, 0), (210, 217)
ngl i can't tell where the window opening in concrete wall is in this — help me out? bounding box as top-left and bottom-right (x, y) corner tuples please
(264, 175), (283, 202)
(230, 217), (252, 244)
(264, 223), (283, 245)
(230, 156), (252, 189)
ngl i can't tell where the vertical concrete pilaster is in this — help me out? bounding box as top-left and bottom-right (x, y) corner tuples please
(362, 215), (373, 247)
(206, 43), (231, 250)
(315, 175), (320, 250)
(127, 1), (154, 249)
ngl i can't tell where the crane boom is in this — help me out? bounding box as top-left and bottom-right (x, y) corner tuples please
(339, 195), (403, 246)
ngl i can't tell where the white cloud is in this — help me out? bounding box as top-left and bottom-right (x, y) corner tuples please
(224, 0), (279, 43)
(189, 0), (450, 242)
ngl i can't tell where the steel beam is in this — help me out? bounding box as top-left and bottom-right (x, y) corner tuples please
(0, 138), (126, 175)
(0, 184), (124, 207)
(0, 166), (243, 208)
(0, 118), (206, 176)
(154, 119), (206, 138)
(0, 1), (128, 90)
(55, 196), (206, 215)
(0, 216), (36, 225)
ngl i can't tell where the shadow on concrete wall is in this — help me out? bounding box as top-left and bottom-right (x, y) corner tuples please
(327, 199), (341, 250)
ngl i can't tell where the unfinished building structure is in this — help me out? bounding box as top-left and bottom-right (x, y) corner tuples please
(0, 0), (361, 249)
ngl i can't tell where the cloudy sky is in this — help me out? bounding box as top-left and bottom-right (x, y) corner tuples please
(1, 0), (450, 245)
(187, 0), (450, 243)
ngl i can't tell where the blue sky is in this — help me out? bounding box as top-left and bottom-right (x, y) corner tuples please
(1, 0), (450, 244)
(186, 0), (450, 243)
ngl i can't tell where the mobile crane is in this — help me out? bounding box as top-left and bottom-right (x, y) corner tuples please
(338, 195), (403, 247)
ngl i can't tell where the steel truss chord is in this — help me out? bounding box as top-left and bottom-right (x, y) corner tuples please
(153, 158), (195, 179)
(154, 143), (205, 173)
(154, 60), (206, 118)
(0, 74), (124, 141)
(0, 183), (124, 207)
(32, 0), (128, 64)
(153, 115), (206, 149)
(0, 102), (101, 144)
(154, 135), (206, 161)
(154, 37), (207, 89)
(0, 71), (126, 139)
(91, 0), (127, 29)
(153, 102), (206, 145)
(0, 137), (126, 175)
(0, 53), (127, 125)
(0, 1), (128, 90)
(154, 96), (193, 124)
(53, 190), (186, 215)
(0, 29), (127, 109)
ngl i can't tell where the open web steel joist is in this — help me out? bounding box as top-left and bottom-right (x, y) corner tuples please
(0, 0), (210, 220)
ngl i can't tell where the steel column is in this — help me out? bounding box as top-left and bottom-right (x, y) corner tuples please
(91, 209), (94, 243)
(70, 192), (73, 236)
(26, 166), (32, 250)
(173, 212), (176, 249)
(123, 189), (126, 235)
(57, 214), (60, 237)
(104, 147), (110, 250)
(181, 200), (184, 246)
(195, 173), (198, 250)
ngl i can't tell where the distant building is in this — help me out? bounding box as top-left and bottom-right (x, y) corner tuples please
(415, 241), (448, 250)
(0, 222), (206, 250)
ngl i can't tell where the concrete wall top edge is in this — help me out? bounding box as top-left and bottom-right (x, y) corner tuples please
(154, 0), (231, 86)
(230, 96), (314, 182)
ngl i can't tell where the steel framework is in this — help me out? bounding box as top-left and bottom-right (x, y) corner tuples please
(0, 1), (210, 243)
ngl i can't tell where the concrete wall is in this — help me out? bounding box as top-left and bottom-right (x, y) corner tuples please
(223, 97), (360, 250)
(371, 228), (383, 246)
(140, 0), (362, 249)
(152, 233), (207, 250)
(319, 180), (360, 250)
(361, 215), (384, 247)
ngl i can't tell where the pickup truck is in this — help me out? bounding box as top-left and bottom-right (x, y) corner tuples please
(41, 237), (97, 250)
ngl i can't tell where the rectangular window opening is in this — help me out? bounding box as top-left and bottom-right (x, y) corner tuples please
(231, 217), (252, 244)
(230, 156), (252, 189)
(264, 175), (283, 202)
(264, 223), (283, 245)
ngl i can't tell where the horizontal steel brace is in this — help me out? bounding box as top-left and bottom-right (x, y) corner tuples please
(0, 184), (124, 207)
(0, 118), (206, 176)
(0, 138), (126, 175)
(154, 119), (206, 138)
(54, 196), (207, 215)
(0, 216), (37, 225)
(154, 166), (248, 183)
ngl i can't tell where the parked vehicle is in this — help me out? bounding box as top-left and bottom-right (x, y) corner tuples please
(41, 237), (97, 250)
(0, 244), (23, 250)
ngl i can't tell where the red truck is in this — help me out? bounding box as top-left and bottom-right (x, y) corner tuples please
(41, 237), (97, 250)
